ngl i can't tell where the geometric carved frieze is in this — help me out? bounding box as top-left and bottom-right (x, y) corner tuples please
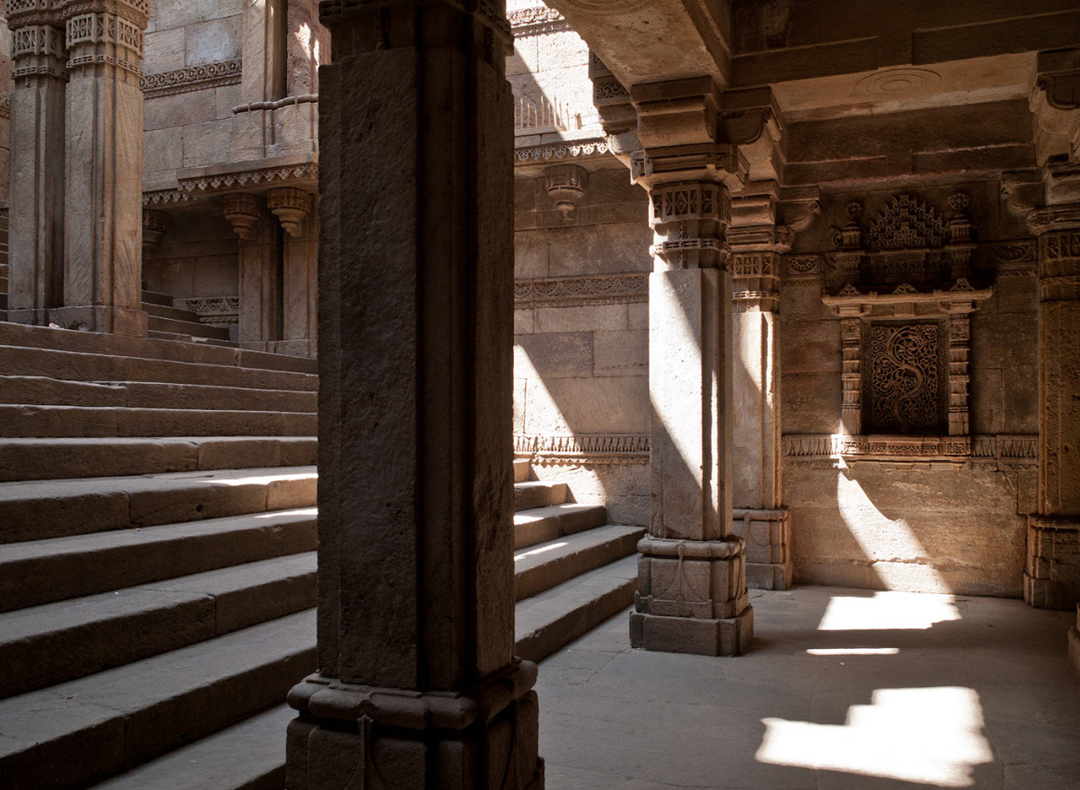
(508, 5), (571, 36)
(782, 433), (1040, 468)
(515, 137), (611, 165)
(866, 194), (948, 251)
(514, 273), (648, 308)
(513, 433), (650, 466)
(176, 296), (240, 326)
(141, 59), (242, 99)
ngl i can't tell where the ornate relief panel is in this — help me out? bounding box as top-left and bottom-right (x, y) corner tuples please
(820, 191), (994, 458)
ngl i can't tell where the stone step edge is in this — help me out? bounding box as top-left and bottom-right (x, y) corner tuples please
(513, 503), (608, 550)
(0, 553), (318, 700)
(0, 609), (316, 790)
(513, 524), (644, 602)
(0, 507), (318, 612)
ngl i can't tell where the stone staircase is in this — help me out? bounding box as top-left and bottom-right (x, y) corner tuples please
(0, 321), (642, 789)
(142, 289), (235, 346)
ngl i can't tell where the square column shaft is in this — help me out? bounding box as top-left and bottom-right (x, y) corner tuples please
(52, 0), (149, 335)
(1026, 208), (1080, 610)
(285, 3), (542, 788)
(630, 173), (753, 657)
(6, 9), (67, 325)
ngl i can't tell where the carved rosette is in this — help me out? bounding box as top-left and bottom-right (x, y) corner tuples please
(267, 187), (312, 236)
(222, 193), (262, 240)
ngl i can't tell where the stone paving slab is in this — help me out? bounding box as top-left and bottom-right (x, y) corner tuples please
(537, 586), (1080, 790)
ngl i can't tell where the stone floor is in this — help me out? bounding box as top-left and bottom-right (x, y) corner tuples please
(536, 586), (1080, 790)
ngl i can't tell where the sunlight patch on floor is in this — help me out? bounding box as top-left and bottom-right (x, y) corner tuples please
(757, 687), (993, 787)
(817, 590), (961, 631)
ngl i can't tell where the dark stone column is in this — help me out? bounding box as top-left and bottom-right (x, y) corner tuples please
(285, 2), (543, 787)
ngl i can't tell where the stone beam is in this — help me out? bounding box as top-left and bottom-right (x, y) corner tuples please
(546, 0), (733, 92)
(285, 1), (542, 787)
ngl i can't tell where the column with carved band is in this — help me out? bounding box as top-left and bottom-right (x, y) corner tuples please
(728, 184), (791, 590)
(51, 0), (150, 334)
(284, 1), (543, 787)
(630, 134), (754, 655)
(5, 0), (67, 326)
(1025, 206), (1080, 620)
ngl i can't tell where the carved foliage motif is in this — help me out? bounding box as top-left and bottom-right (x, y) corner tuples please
(866, 194), (948, 251)
(514, 274), (647, 308)
(869, 324), (940, 433)
(141, 59), (242, 99)
(514, 433), (650, 465)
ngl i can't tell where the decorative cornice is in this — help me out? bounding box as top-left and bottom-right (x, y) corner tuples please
(177, 296), (240, 326)
(515, 138), (610, 164)
(141, 59), (241, 99)
(142, 188), (194, 207)
(514, 273), (647, 308)
(178, 162), (318, 195)
(508, 5), (571, 36)
(515, 433), (650, 466)
(782, 434), (1036, 469)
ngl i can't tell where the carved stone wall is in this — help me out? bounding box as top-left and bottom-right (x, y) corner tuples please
(780, 183), (1038, 596)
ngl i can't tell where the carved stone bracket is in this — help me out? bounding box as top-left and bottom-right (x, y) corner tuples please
(543, 164), (586, 219)
(141, 208), (169, 250)
(267, 186), (312, 236)
(222, 192), (261, 239)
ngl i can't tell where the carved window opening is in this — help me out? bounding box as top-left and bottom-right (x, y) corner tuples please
(821, 191), (994, 459)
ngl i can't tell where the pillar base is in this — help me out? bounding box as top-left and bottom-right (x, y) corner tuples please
(733, 507), (792, 590)
(1025, 516), (1080, 610)
(286, 661), (544, 790)
(49, 305), (147, 336)
(630, 608), (754, 656)
(632, 536), (754, 655)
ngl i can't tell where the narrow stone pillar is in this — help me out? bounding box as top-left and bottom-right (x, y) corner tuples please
(226, 194), (282, 352)
(285, 2), (543, 788)
(629, 136), (754, 654)
(5, 2), (67, 325)
(728, 186), (791, 590)
(52, 0), (150, 335)
(1025, 204), (1080, 610)
(270, 189), (317, 358)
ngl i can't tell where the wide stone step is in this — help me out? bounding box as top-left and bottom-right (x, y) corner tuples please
(87, 704), (294, 790)
(0, 321), (317, 375)
(147, 313), (231, 341)
(0, 375), (317, 412)
(513, 480), (567, 511)
(514, 554), (638, 663)
(0, 436), (317, 482)
(146, 330), (239, 348)
(0, 404), (317, 438)
(513, 502), (607, 550)
(0, 609), (316, 790)
(0, 466), (317, 544)
(142, 301), (202, 323)
(0, 507), (317, 611)
(0, 553), (317, 699)
(514, 524), (645, 602)
(141, 289), (174, 307)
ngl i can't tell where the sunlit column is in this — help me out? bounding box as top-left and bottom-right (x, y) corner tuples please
(53, 0), (150, 335)
(729, 184), (791, 590)
(628, 78), (753, 655)
(5, 0), (67, 326)
(284, 2), (543, 787)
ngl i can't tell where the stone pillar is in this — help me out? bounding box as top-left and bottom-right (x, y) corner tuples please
(627, 80), (754, 654)
(728, 185), (791, 590)
(271, 189), (317, 358)
(226, 194), (282, 352)
(1025, 204), (1080, 611)
(5, 1), (67, 326)
(52, 0), (149, 335)
(284, 2), (543, 788)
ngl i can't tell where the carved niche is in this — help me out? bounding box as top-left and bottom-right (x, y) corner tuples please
(821, 192), (993, 456)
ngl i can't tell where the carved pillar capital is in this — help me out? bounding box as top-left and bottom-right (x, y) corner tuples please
(267, 187), (312, 236)
(223, 192), (262, 239)
(645, 180), (731, 271)
(63, 2), (149, 77)
(9, 20), (68, 80)
(728, 183), (788, 310)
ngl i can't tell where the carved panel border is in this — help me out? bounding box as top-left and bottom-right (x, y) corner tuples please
(176, 296), (240, 326)
(515, 137), (610, 164)
(508, 5), (571, 36)
(782, 433), (1036, 470)
(515, 433), (650, 466)
(514, 273), (648, 308)
(141, 59), (242, 99)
